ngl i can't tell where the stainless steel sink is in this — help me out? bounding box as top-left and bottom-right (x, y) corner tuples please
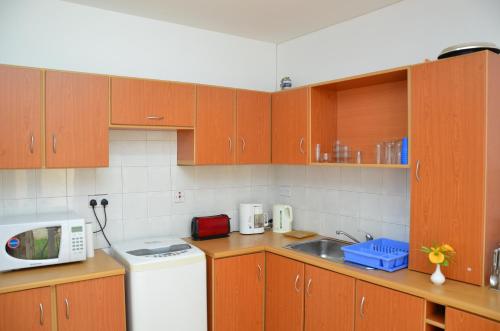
(285, 237), (375, 270)
(285, 238), (351, 262)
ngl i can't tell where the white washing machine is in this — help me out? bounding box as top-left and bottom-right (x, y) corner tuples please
(112, 237), (207, 331)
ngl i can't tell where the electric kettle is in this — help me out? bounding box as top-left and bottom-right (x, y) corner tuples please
(272, 205), (293, 233)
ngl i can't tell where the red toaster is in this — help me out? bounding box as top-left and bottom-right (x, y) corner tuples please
(191, 214), (231, 240)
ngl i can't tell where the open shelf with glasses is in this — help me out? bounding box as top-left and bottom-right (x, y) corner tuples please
(309, 67), (410, 168)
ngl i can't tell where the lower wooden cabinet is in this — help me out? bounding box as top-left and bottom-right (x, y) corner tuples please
(0, 286), (52, 330)
(355, 280), (424, 331)
(56, 275), (126, 331)
(211, 252), (265, 331)
(446, 307), (500, 331)
(304, 264), (355, 331)
(266, 253), (305, 331)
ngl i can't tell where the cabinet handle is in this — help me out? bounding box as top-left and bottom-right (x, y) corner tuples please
(30, 134), (34, 154)
(52, 134), (57, 154)
(145, 115), (164, 120)
(415, 160), (421, 182)
(306, 278), (312, 296)
(360, 296), (366, 319)
(299, 137), (305, 154)
(64, 298), (70, 320)
(240, 137), (246, 152)
(294, 274), (301, 292)
(228, 137), (232, 153)
(257, 264), (262, 282)
(39, 303), (44, 326)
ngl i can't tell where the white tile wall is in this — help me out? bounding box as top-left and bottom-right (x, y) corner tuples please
(0, 130), (410, 248)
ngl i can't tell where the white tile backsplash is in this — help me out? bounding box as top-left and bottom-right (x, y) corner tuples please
(0, 130), (409, 248)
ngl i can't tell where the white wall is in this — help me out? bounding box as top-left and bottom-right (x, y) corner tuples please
(0, 0), (276, 91)
(277, 0), (500, 86)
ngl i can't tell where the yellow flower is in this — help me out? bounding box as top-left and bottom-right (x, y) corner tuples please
(440, 244), (454, 252)
(429, 251), (445, 264)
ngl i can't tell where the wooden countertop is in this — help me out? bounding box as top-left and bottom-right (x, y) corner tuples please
(0, 250), (125, 294)
(186, 231), (500, 322)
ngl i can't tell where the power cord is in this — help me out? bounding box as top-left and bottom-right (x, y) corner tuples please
(89, 198), (112, 247)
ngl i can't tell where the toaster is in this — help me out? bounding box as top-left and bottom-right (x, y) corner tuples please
(191, 214), (231, 240)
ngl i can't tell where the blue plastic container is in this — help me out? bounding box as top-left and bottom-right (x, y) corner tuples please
(401, 137), (408, 165)
(341, 238), (409, 272)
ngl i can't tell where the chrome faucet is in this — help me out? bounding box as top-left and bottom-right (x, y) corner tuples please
(336, 230), (374, 243)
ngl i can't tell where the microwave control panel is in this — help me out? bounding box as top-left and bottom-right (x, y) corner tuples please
(70, 225), (86, 259)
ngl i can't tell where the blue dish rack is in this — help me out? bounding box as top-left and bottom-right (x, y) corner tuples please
(341, 238), (409, 272)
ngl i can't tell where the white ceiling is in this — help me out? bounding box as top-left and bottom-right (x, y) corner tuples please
(62, 0), (401, 43)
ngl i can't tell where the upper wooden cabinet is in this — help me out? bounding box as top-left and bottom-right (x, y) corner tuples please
(236, 90), (271, 164)
(446, 307), (500, 331)
(0, 65), (42, 169)
(56, 276), (126, 331)
(0, 287), (52, 331)
(355, 280), (424, 331)
(211, 253), (265, 331)
(272, 88), (309, 164)
(409, 51), (500, 285)
(266, 253), (305, 331)
(45, 71), (109, 168)
(110, 77), (195, 127)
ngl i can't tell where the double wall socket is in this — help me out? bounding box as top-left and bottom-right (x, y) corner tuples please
(88, 194), (109, 208)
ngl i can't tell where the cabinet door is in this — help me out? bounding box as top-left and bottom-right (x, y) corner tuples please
(355, 280), (424, 331)
(196, 85), (235, 164)
(45, 71), (109, 168)
(213, 252), (264, 331)
(265, 253), (304, 331)
(271, 88), (308, 164)
(236, 90), (271, 164)
(0, 65), (42, 169)
(305, 265), (355, 331)
(410, 53), (486, 285)
(0, 287), (51, 330)
(446, 307), (500, 331)
(56, 275), (126, 331)
(111, 77), (195, 127)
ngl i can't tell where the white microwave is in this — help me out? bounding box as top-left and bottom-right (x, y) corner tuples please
(0, 212), (87, 272)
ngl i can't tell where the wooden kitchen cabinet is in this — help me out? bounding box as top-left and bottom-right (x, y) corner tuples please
(45, 70), (109, 168)
(446, 307), (500, 331)
(265, 253), (304, 331)
(236, 90), (271, 164)
(0, 65), (42, 169)
(409, 51), (500, 285)
(355, 280), (424, 331)
(110, 77), (195, 127)
(304, 264), (355, 331)
(195, 85), (236, 165)
(272, 87), (309, 164)
(56, 275), (125, 331)
(0, 287), (52, 330)
(210, 253), (265, 331)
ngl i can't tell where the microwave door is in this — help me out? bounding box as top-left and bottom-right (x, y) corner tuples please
(5, 226), (62, 261)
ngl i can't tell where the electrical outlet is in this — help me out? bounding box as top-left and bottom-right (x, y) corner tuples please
(88, 194), (109, 208)
(173, 191), (185, 203)
(279, 186), (292, 197)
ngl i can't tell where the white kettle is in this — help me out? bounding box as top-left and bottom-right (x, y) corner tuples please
(272, 205), (293, 233)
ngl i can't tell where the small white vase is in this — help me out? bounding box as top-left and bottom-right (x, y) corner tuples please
(431, 264), (446, 285)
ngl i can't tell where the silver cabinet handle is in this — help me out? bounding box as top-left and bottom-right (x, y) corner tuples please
(64, 298), (70, 320)
(145, 115), (164, 120)
(240, 137), (246, 152)
(228, 137), (232, 153)
(360, 296), (366, 319)
(257, 264), (262, 282)
(299, 137), (305, 154)
(30, 134), (34, 154)
(52, 134), (57, 154)
(39, 303), (44, 326)
(306, 278), (312, 296)
(415, 160), (421, 182)
(294, 274), (300, 292)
